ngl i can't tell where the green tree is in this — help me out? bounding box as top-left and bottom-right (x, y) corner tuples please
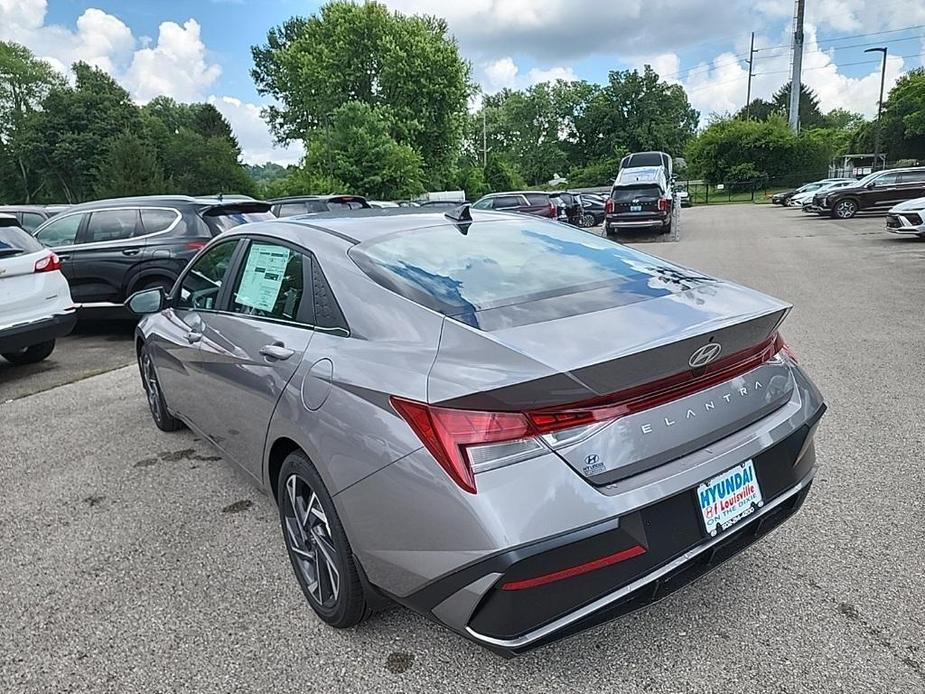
(879, 68), (925, 161)
(771, 82), (826, 129)
(300, 101), (425, 199)
(573, 66), (699, 167)
(735, 98), (779, 121)
(31, 62), (142, 202)
(94, 132), (165, 198)
(483, 154), (525, 192)
(252, 1), (471, 186)
(0, 42), (65, 202)
(686, 114), (832, 185)
(824, 108), (865, 131)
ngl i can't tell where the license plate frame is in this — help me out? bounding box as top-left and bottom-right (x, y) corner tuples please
(630, 205), (642, 212)
(696, 460), (763, 537)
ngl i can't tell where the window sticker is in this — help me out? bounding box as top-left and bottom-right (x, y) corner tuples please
(236, 244), (291, 312)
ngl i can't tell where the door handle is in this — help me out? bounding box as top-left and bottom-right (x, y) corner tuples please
(186, 331), (202, 344)
(122, 248), (141, 256)
(57, 254), (70, 262)
(259, 343), (295, 360)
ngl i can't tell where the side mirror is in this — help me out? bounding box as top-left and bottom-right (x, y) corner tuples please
(126, 287), (165, 315)
(866, 182), (876, 189)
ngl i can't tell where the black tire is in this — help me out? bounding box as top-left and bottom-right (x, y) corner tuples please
(2, 339), (55, 365)
(138, 342), (183, 432)
(278, 451), (368, 628)
(661, 222), (673, 235)
(832, 199), (859, 219)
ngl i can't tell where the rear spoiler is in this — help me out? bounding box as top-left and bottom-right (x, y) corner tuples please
(201, 201), (271, 216)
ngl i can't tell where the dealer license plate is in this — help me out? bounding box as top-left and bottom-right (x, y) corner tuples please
(630, 205), (642, 212)
(697, 460), (763, 537)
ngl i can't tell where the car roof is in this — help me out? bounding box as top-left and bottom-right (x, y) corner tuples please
(224, 207), (521, 246)
(269, 195), (368, 203)
(49, 195), (268, 212)
(0, 204), (68, 213)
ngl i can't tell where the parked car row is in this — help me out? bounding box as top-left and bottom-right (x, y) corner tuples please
(772, 167), (925, 231)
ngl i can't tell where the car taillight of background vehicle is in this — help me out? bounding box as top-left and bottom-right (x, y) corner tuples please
(391, 332), (796, 494)
(604, 199), (615, 214)
(658, 197), (671, 213)
(547, 202), (557, 218)
(34, 253), (62, 273)
(185, 241), (208, 252)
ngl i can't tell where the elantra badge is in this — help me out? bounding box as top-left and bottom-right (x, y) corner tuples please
(689, 342), (722, 368)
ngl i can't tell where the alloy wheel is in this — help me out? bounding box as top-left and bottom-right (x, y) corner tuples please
(283, 474), (341, 608)
(141, 352), (163, 425)
(835, 201), (857, 219)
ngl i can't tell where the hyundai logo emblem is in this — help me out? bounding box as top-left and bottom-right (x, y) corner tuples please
(585, 454), (600, 466)
(689, 342), (723, 368)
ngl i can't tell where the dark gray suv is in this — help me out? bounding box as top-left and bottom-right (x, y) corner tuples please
(31, 195), (274, 310)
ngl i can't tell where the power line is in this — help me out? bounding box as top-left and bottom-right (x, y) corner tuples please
(755, 23), (925, 52)
(753, 51), (924, 77)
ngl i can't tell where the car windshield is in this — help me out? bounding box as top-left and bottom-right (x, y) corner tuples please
(350, 217), (709, 327)
(0, 224), (43, 258)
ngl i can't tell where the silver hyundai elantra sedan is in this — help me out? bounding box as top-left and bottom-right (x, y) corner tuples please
(129, 207), (825, 656)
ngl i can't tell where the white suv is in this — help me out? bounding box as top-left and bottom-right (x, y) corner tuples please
(0, 215), (76, 365)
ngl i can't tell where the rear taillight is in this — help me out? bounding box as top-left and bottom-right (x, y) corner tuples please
(547, 202), (557, 218)
(390, 397), (541, 494)
(392, 332), (790, 493)
(775, 334), (798, 363)
(658, 197), (670, 213)
(34, 253), (62, 273)
(185, 240), (208, 252)
(604, 199), (615, 214)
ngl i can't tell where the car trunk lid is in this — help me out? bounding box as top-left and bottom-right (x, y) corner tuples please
(428, 282), (793, 484)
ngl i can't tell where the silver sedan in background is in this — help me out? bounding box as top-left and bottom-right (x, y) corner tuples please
(128, 207), (826, 656)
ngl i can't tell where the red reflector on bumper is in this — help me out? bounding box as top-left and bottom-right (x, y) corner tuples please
(499, 544), (647, 591)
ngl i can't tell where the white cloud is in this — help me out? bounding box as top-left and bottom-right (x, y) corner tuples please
(526, 65), (578, 84)
(209, 96), (303, 166)
(0, 0), (295, 165)
(481, 57), (578, 94)
(125, 19), (221, 103)
(483, 57), (518, 92)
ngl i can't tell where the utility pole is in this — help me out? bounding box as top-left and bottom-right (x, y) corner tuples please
(745, 32), (755, 118)
(788, 0), (805, 132)
(482, 108), (487, 167)
(865, 47), (888, 171)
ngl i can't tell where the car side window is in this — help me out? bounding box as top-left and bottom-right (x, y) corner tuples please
(492, 195), (524, 209)
(871, 173), (899, 187)
(34, 213), (84, 247)
(524, 193), (549, 205)
(899, 171), (925, 184)
(21, 212), (45, 232)
(177, 241), (237, 311)
(305, 200), (329, 213)
(471, 198), (492, 210)
(311, 256), (348, 334)
(85, 209), (139, 243)
(229, 241), (311, 325)
(140, 208), (180, 235)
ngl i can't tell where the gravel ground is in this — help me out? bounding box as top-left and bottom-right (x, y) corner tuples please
(1, 205), (923, 693)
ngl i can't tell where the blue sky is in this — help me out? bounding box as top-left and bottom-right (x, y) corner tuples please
(5, 1), (925, 164)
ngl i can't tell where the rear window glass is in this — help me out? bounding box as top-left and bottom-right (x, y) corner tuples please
(350, 218), (705, 325)
(203, 208), (275, 235)
(610, 186), (663, 202)
(524, 193), (550, 205)
(0, 225), (43, 256)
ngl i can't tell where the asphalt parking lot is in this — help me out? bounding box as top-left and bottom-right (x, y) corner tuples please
(2, 205), (924, 693)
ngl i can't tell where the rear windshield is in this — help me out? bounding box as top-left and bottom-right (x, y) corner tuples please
(0, 225), (43, 257)
(610, 185), (663, 202)
(350, 218), (708, 328)
(202, 207), (275, 235)
(624, 153), (666, 168)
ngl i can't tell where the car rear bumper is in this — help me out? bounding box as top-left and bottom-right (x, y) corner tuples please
(605, 215), (670, 230)
(392, 402), (824, 656)
(0, 311), (76, 352)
